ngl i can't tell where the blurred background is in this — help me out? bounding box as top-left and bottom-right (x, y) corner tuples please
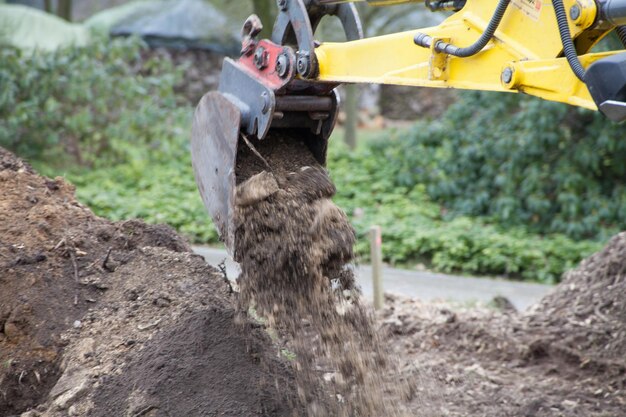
(1, 0), (625, 285)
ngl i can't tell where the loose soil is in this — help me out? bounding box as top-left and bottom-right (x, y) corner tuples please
(0, 147), (301, 417)
(381, 234), (626, 416)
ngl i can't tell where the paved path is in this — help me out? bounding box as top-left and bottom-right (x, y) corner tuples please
(192, 246), (554, 311)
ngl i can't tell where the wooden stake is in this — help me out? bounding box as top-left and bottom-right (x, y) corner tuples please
(370, 225), (383, 310)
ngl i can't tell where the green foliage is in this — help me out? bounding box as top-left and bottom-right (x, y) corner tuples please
(42, 131), (219, 244)
(328, 139), (601, 283)
(0, 35), (184, 167)
(43, 126), (602, 284)
(380, 92), (626, 240)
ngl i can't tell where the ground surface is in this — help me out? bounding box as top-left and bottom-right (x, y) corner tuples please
(382, 232), (626, 416)
(1, 146), (625, 416)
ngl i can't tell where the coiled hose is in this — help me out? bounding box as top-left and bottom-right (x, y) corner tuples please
(414, 0), (510, 57)
(616, 26), (626, 47)
(415, 0), (588, 82)
(552, 0), (586, 81)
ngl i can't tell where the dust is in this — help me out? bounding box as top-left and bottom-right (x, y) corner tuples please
(233, 131), (410, 416)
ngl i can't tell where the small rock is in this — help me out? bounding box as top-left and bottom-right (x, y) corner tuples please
(491, 295), (517, 313)
(562, 399), (578, 410)
(75, 337), (96, 361)
(4, 322), (20, 339)
(73, 320), (82, 329)
(153, 296), (171, 308)
(51, 369), (90, 410)
(68, 404), (80, 416)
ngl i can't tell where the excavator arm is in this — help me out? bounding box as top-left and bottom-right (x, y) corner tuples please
(191, 0), (626, 254)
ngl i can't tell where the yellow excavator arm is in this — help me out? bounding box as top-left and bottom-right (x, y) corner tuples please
(191, 0), (626, 253)
(317, 0), (607, 110)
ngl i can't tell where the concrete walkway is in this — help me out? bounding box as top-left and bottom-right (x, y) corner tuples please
(192, 246), (554, 311)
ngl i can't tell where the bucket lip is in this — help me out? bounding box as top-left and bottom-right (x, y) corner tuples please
(191, 91), (241, 257)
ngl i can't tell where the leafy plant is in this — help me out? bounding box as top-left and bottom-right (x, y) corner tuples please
(375, 92), (626, 240)
(20, 37), (607, 284)
(0, 35), (184, 167)
(328, 138), (601, 283)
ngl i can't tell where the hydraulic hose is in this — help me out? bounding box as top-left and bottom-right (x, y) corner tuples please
(616, 26), (626, 47)
(552, 0), (586, 81)
(414, 0), (510, 57)
(415, 0), (587, 82)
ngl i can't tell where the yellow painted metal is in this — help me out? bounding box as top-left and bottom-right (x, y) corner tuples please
(315, 0), (623, 110)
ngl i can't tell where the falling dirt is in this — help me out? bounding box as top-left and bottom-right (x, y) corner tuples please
(233, 131), (410, 416)
(0, 147), (301, 417)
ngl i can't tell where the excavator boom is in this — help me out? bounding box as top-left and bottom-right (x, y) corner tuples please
(192, 0), (626, 253)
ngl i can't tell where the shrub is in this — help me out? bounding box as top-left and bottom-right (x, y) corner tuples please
(328, 139), (601, 283)
(376, 92), (626, 240)
(0, 36), (185, 167)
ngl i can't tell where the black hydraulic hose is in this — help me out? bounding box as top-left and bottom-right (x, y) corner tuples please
(414, 0), (510, 57)
(552, 0), (586, 81)
(415, 0), (587, 82)
(616, 26), (626, 47)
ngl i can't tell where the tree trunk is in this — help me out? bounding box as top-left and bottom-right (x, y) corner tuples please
(57, 0), (72, 21)
(344, 84), (358, 150)
(44, 0), (52, 13)
(252, 0), (276, 38)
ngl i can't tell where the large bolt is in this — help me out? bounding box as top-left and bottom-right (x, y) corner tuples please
(276, 53), (290, 78)
(277, 0), (288, 11)
(296, 53), (310, 77)
(261, 92), (270, 114)
(254, 47), (268, 70)
(501, 67), (514, 85)
(570, 4), (581, 20)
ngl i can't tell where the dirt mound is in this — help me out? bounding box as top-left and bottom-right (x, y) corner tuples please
(0, 148), (34, 173)
(381, 293), (626, 416)
(0, 148), (300, 416)
(530, 232), (626, 365)
(380, 228), (626, 417)
(93, 309), (295, 417)
(233, 132), (409, 416)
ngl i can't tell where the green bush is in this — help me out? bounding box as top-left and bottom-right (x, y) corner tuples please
(63, 143), (219, 244)
(376, 92), (626, 240)
(57, 134), (599, 283)
(39, 126), (601, 283)
(0, 36), (185, 167)
(328, 139), (601, 283)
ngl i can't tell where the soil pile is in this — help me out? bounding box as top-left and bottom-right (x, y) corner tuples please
(0, 147), (301, 417)
(530, 232), (626, 365)
(380, 230), (626, 417)
(233, 132), (410, 416)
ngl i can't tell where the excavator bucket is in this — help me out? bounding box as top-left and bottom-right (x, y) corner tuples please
(191, 59), (339, 259)
(191, 92), (241, 254)
(190, 2), (362, 256)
